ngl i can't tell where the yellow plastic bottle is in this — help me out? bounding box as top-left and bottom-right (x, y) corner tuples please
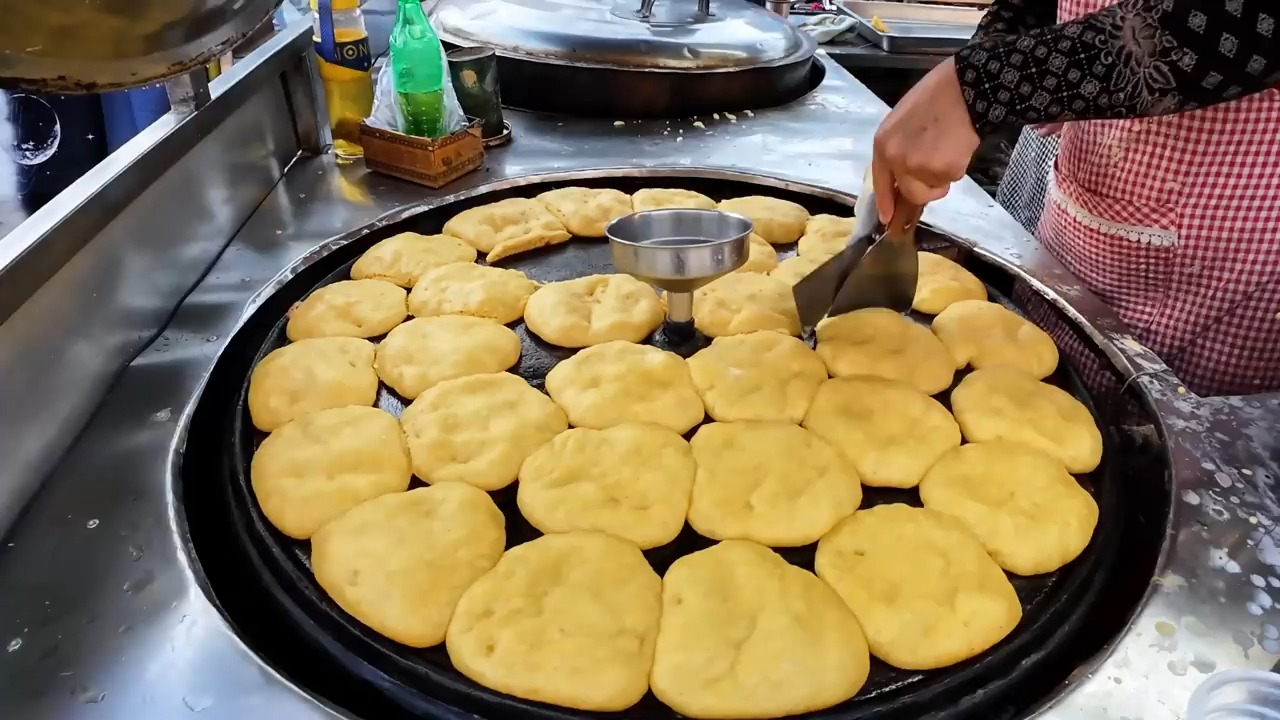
(312, 0), (375, 158)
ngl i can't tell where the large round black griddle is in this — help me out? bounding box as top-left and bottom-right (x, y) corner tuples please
(183, 174), (1128, 720)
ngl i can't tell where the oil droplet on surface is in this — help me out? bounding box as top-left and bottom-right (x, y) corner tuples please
(1182, 617), (1209, 636)
(1190, 655), (1217, 674)
(85, 519), (98, 529)
(1182, 490), (1201, 505)
(6, 637), (21, 652)
(1155, 620), (1177, 636)
(73, 685), (106, 704)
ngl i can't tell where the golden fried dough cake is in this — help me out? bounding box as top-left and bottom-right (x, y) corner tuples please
(692, 273), (802, 338)
(517, 423), (694, 548)
(797, 214), (855, 258)
(815, 504), (1022, 670)
(251, 406), (411, 539)
(950, 367), (1102, 473)
(631, 188), (716, 212)
(350, 232), (477, 288)
(919, 441), (1099, 575)
(770, 253), (826, 285)
(686, 331), (827, 423)
(651, 540), (869, 719)
(815, 308), (956, 394)
(913, 251), (987, 314)
(733, 233), (780, 274)
(312, 484), (505, 648)
(523, 274), (664, 348)
(400, 372), (567, 490)
(442, 197), (572, 263)
(931, 299), (1059, 379)
(688, 422), (861, 547)
(247, 337), (378, 432)
(285, 279), (407, 341)
(446, 532), (661, 712)
(535, 187), (634, 237)
(374, 316), (521, 399)
(718, 196), (810, 245)
(544, 341), (704, 433)
(407, 262), (537, 325)
(803, 376), (960, 488)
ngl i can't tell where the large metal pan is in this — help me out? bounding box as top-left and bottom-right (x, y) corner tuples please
(0, 0), (281, 92)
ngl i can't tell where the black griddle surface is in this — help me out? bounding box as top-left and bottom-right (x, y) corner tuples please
(199, 176), (1124, 720)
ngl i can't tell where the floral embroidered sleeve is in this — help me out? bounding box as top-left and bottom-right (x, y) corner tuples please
(955, 0), (1280, 135)
(972, 0), (1056, 40)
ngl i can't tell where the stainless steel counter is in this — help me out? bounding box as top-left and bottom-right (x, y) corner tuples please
(0, 30), (1278, 720)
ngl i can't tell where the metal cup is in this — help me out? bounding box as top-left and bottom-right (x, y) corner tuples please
(446, 47), (505, 140)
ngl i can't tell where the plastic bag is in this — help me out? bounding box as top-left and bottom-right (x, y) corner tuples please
(366, 47), (467, 137)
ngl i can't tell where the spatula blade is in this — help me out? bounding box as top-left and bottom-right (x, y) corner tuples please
(790, 236), (872, 332)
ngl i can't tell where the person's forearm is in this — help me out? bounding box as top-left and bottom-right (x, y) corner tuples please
(955, 0), (1280, 135)
(972, 0), (1057, 40)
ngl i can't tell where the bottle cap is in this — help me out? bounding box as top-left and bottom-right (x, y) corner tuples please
(311, 0), (360, 11)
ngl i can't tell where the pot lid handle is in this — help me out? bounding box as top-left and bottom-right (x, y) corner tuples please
(635, 0), (713, 21)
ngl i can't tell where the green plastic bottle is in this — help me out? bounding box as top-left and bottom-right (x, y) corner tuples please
(389, 0), (447, 138)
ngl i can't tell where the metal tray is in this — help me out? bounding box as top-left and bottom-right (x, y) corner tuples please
(838, 0), (983, 54)
(180, 171), (1131, 720)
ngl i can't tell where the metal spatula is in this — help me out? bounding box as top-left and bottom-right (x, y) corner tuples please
(792, 179), (923, 332)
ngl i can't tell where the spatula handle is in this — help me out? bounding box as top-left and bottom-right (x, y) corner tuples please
(886, 196), (923, 238)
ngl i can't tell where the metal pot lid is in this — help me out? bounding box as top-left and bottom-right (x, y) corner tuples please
(431, 0), (815, 71)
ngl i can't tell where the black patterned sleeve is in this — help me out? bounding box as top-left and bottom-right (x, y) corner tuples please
(955, 0), (1280, 135)
(972, 0), (1057, 40)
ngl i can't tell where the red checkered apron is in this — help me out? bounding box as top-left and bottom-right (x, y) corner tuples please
(1034, 0), (1280, 397)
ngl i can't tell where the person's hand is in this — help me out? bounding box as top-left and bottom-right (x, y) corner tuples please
(871, 57), (980, 223)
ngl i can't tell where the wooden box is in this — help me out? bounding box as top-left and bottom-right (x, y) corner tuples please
(359, 119), (485, 189)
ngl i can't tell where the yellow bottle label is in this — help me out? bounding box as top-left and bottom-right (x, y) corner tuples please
(314, 27), (372, 82)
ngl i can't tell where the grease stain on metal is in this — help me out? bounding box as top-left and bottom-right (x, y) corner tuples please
(1181, 617), (1209, 636)
(1189, 655), (1217, 674)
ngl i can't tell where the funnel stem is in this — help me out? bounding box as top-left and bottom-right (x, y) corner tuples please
(666, 292), (694, 323)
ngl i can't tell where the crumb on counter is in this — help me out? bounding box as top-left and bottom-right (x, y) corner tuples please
(613, 120), (626, 127)
(692, 121), (706, 129)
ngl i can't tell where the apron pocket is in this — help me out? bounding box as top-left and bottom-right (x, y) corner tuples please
(1038, 175), (1179, 339)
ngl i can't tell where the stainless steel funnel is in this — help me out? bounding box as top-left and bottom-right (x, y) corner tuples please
(606, 209), (752, 328)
